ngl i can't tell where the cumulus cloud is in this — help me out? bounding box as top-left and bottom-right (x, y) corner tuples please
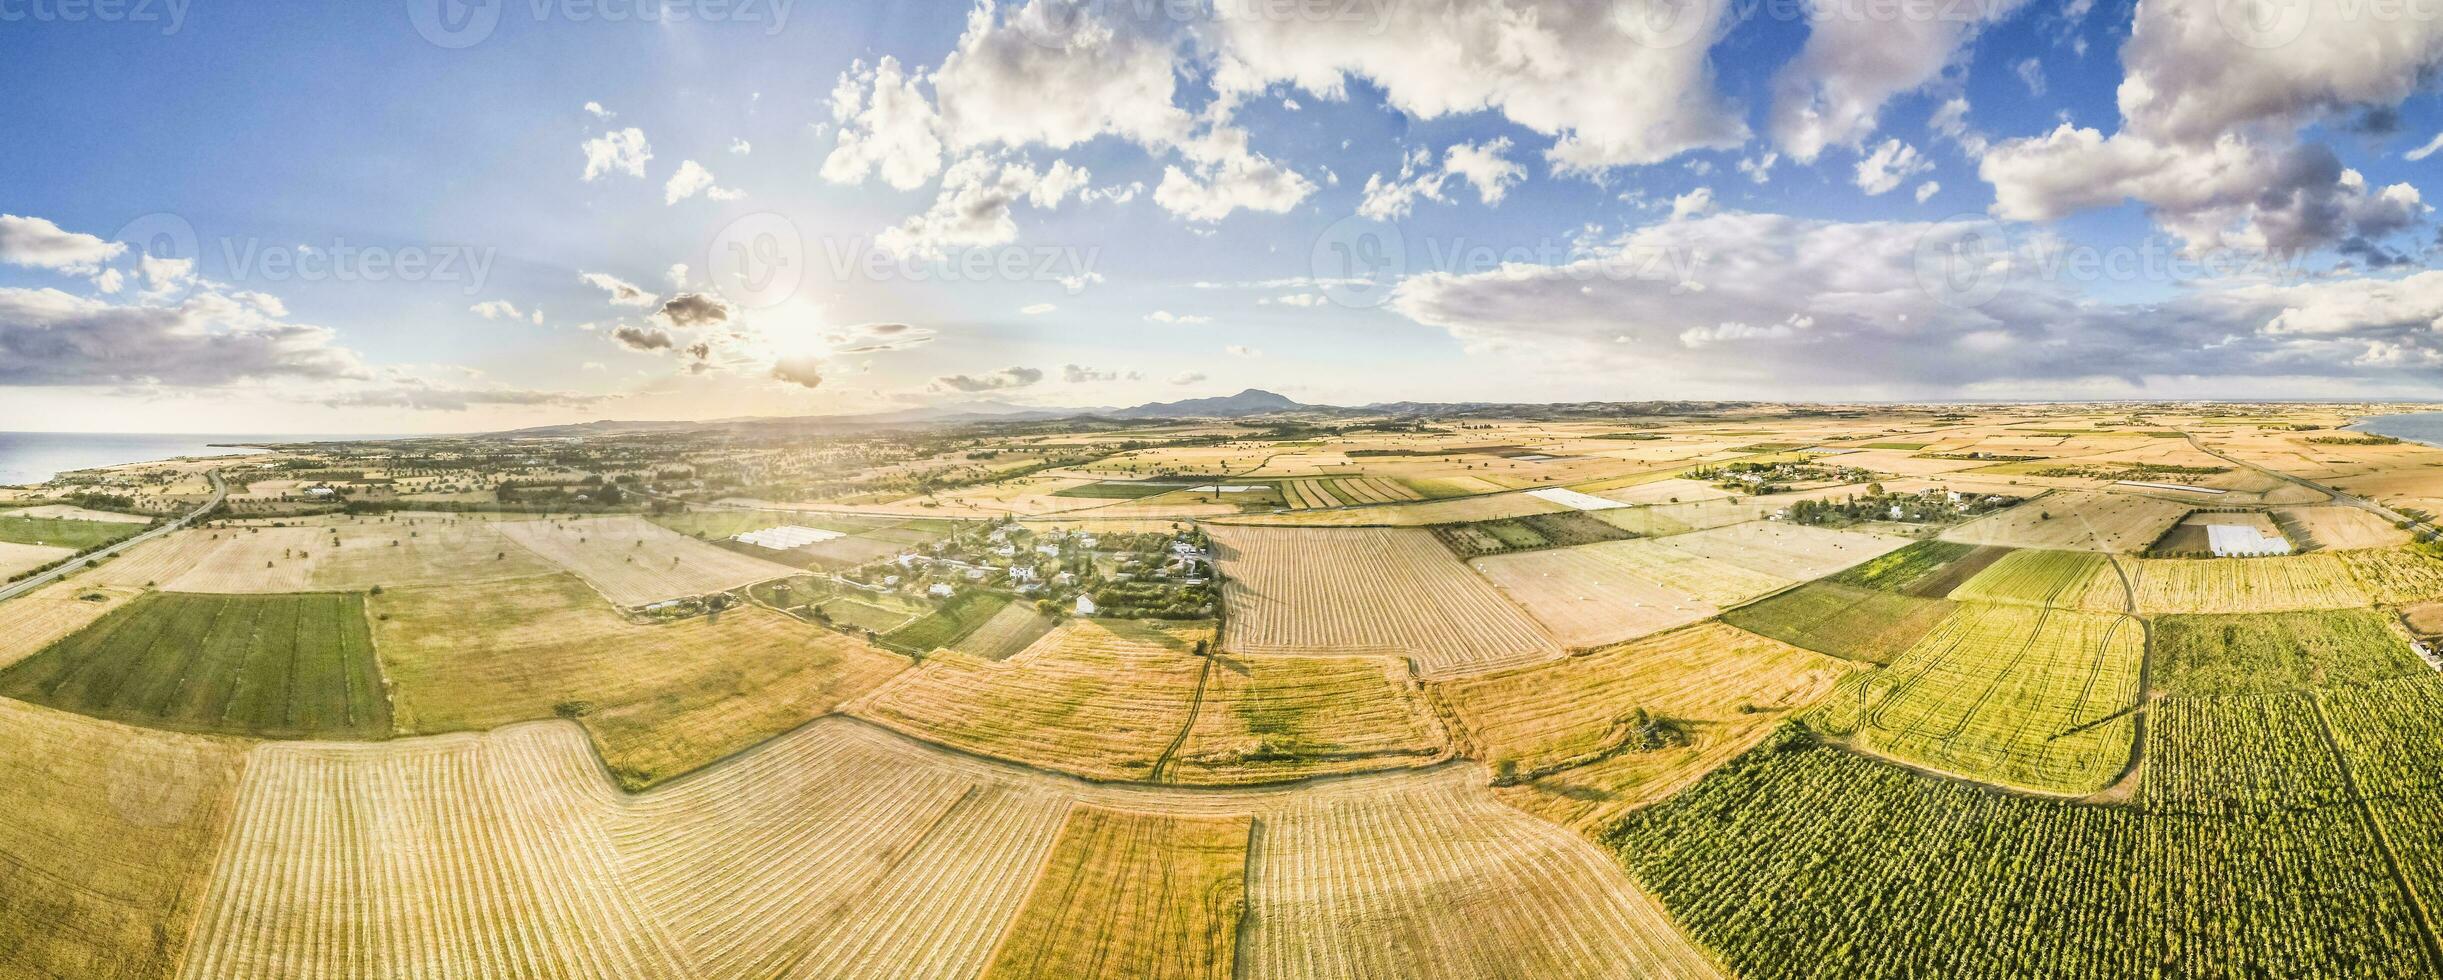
(1442, 138), (1526, 204)
(664, 160), (744, 204)
(934, 0), (1191, 151)
(1388, 210), (2443, 395)
(769, 352), (826, 389)
(934, 365), (1044, 391)
(1211, 0), (1746, 173)
(1670, 187), (1716, 220)
(0, 286), (366, 386)
(653, 292), (732, 329)
(1854, 139), (1933, 196)
(1356, 139), (1524, 221)
(822, 56), (945, 190)
(877, 154), (1090, 257)
(1146, 310), (1212, 324)
(609, 324), (676, 352)
(579, 272), (656, 307)
(1768, 0), (2026, 161)
(580, 127), (653, 181)
(1982, 0), (2442, 254)
(1169, 370), (1206, 385)
(1915, 182), (1941, 204)
(0, 214), (125, 273)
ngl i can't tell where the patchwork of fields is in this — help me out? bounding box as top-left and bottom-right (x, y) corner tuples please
(1212, 525), (1562, 677)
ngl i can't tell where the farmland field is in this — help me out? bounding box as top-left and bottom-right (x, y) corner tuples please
(84, 517), (559, 593)
(0, 512), (147, 551)
(951, 600), (1057, 659)
(1811, 602), (2144, 794)
(0, 591), (390, 739)
(1720, 582), (1958, 665)
(1946, 548), (2110, 605)
(884, 589), (1015, 651)
(1210, 525), (1560, 677)
(1425, 511), (1635, 557)
(1653, 522), (1915, 581)
(492, 515), (803, 606)
(2153, 610), (2422, 695)
(0, 540), (72, 580)
(1471, 543), (1721, 648)
(852, 619), (1445, 784)
(2275, 505), (2411, 551)
(2340, 546), (2443, 604)
(981, 807), (1249, 980)
(1437, 622), (1856, 828)
(0, 698), (246, 980)
(1609, 704), (2431, 980)
(0, 580), (135, 669)
(2113, 553), (2370, 613)
(1939, 490), (2191, 552)
(372, 573), (907, 789)
(1826, 540), (2001, 596)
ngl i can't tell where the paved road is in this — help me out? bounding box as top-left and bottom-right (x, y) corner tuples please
(2179, 433), (2435, 539)
(0, 470), (226, 604)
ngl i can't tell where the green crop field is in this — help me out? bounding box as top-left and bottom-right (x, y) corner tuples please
(0, 515), (147, 551)
(1721, 583), (1957, 665)
(1946, 549), (2110, 606)
(0, 591), (389, 739)
(2155, 610), (2424, 696)
(1052, 480), (1201, 499)
(1809, 602), (2142, 793)
(1608, 701), (2432, 979)
(1827, 540), (2000, 596)
(1427, 512), (1635, 557)
(883, 590), (1015, 651)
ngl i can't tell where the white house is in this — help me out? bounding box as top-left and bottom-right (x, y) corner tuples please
(1075, 594), (1098, 616)
(928, 583), (955, 598)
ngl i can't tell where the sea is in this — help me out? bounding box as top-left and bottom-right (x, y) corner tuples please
(0, 432), (327, 487)
(2350, 412), (2443, 449)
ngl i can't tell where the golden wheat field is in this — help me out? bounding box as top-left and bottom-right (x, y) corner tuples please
(1471, 545), (1720, 648)
(1939, 490), (2192, 552)
(1211, 526), (1561, 677)
(157, 717), (1721, 979)
(491, 516), (804, 606)
(0, 579), (138, 669)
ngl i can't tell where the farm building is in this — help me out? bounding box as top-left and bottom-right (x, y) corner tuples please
(2207, 524), (2294, 557)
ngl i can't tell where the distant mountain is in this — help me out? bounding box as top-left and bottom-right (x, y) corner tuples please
(1109, 388), (1305, 419)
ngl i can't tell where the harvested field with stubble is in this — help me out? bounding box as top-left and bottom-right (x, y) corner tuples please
(1437, 622), (1857, 829)
(1812, 603), (2144, 794)
(1211, 526), (1560, 677)
(82, 517), (558, 593)
(0, 591), (389, 739)
(373, 573), (907, 789)
(852, 619), (1446, 785)
(0, 539), (72, 579)
(0, 580), (136, 669)
(950, 601), (1057, 660)
(981, 807), (1249, 980)
(0, 698), (247, 980)
(1939, 490), (2191, 552)
(2274, 505), (2409, 551)
(167, 717), (1721, 979)
(493, 515), (803, 606)
(1471, 544), (1719, 648)
(1654, 521), (1915, 581)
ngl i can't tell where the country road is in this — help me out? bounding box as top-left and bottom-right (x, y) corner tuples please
(2179, 433), (2436, 539)
(0, 470), (226, 605)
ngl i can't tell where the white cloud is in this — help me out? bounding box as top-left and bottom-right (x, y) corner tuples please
(2408, 133), (2443, 162)
(821, 57), (944, 191)
(1170, 370), (1206, 385)
(664, 159), (743, 204)
(934, 0), (1191, 151)
(934, 365), (1045, 391)
(469, 300), (526, 321)
(1670, 187), (1716, 220)
(1768, 0), (2027, 161)
(1061, 363), (1139, 383)
(1736, 152), (1779, 185)
(583, 101), (613, 118)
(0, 214), (126, 273)
(877, 154), (1088, 258)
(579, 272), (656, 307)
(1146, 310), (1212, 324)
(1212, 0), (1746, 173)
(580, 127), (653, 181)
(729, 138), (752, 155)
(1020, 303), (1056, 315)
(1390, 210), (2443, 394)
(1983, 0), (2443, 254)
(0, 286), (367, 386)
(1442, 138), (1525, 205)
(2013, 57), (2047, 96)
(1915, 181), (1941, 204)
(1854, 139), (1932, 196)
(666, 263), (689, 287)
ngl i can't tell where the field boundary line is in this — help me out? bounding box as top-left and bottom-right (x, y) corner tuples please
(1150, 653), (1220, 783)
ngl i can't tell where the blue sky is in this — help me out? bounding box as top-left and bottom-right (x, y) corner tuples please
(2, 0), (2440, 431)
